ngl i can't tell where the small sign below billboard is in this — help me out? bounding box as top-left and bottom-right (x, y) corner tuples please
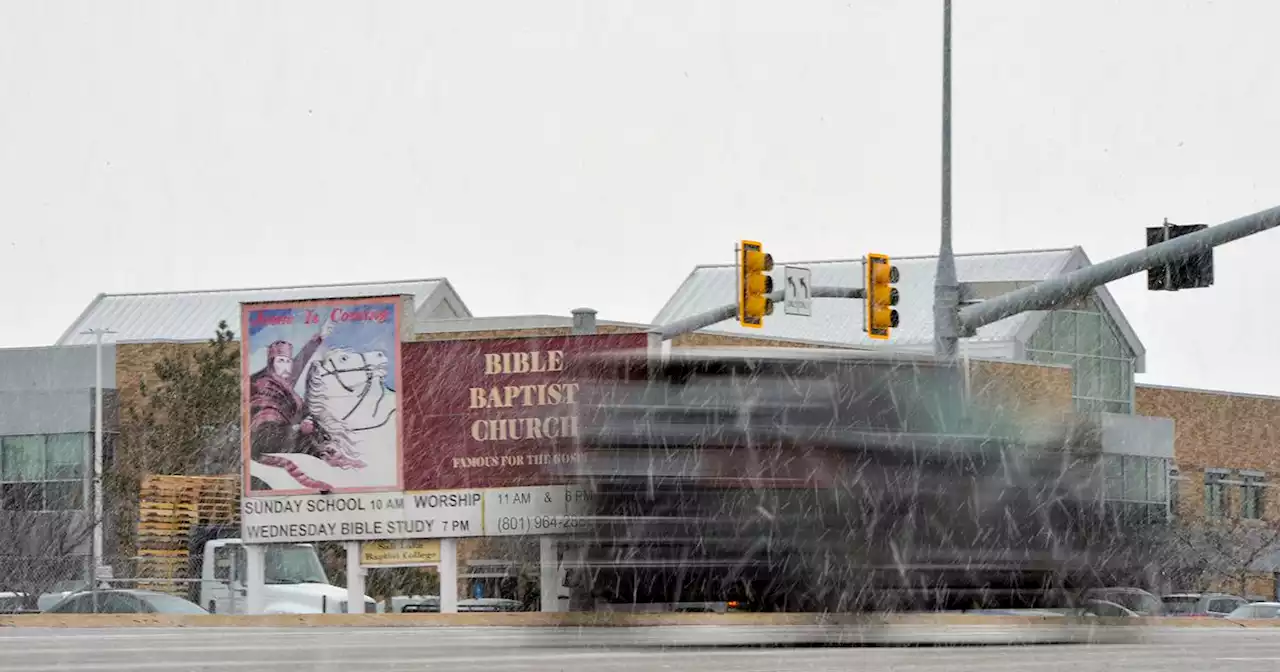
(361, 539), (441, 568)
(784, 266), (812, 316)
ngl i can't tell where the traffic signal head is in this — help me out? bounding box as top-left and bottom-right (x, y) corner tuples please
(864, 253), (899, 339)
(738, 240), (774, 328)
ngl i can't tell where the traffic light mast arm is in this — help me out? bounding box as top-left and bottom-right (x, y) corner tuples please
(956, 203), (1280, 335)
(652, 285), (864, 342)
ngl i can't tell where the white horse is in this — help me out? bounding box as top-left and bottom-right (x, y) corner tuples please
(250, 347), (398, 491)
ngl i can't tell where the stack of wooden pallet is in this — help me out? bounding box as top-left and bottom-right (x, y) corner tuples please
(134, 475), (238, 596)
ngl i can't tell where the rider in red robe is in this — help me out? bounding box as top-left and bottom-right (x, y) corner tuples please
(248, 322), (331, 463)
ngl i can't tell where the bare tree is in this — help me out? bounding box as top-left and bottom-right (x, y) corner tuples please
(108, 322), (241, 572)
(0, 506), (95, 611)
(1160, 514), (1280, 597)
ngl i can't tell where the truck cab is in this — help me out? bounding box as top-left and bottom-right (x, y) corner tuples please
(193, 530), (375, 614)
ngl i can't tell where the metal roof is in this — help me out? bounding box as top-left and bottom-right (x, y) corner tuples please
(653, 247), (1146, 368)
(418, 315), (650, 334)
(56, 278), (471, 346)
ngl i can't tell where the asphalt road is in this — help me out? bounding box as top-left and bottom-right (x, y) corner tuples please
(0, 625), (1276, 671)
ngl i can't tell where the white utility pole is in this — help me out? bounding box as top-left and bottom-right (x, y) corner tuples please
(80, 327), (115, 596)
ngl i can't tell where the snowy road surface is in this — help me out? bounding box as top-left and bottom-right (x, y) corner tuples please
(0, 625), (1275, 671)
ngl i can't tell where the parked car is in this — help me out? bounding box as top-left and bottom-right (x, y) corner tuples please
(1081, 599), (1141, 618)
(0, 591), (38, 614)
(1161, 593), (1247, 618)
(44, 589), (209, 615)
(1083, 587), (1162, 616)
(391, 596), (525, 613)
(1228, 602), (1280, 620)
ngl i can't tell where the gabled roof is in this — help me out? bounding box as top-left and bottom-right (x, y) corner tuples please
(56, 279), (472, 346)
(418, 314), (650, 335)
(653, 246), (1146, 369)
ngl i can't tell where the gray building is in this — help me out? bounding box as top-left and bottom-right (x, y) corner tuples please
(0, 344), (117, 594)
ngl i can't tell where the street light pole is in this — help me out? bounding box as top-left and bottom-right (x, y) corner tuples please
(934, 0), (961, 359)
(80, 328), (115, 600)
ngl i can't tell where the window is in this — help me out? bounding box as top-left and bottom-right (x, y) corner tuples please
(2, 436), (44, 481)
(1242, 474), (1266, 520)
(1103, 455), (1167, 506)
(0, 434), (87, 511)
(1205, 472), (1228, 518)
(1026, 296), (1135, 415)
(1123, 456), (1148, 502)
(1104, 455), (1124, 501)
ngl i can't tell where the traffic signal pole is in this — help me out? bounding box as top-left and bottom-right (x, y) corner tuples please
(647, 285), (864, 347)
(954, 203), (1280, 337)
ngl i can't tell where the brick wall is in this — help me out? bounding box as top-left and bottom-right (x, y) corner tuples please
(966, 358), (1074, 416)
(1137, 385), (1280, 598)
(115, 342), (215, 415)
(1136, 385), (1280, 475)
(1136, 385), (1280, 520)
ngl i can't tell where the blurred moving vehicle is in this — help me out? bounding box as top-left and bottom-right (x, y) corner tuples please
(557, 348), (1154, 613)
(44, 589), (208, 614)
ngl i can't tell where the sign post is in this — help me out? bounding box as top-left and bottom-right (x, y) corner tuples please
(345, 541), (367, 613)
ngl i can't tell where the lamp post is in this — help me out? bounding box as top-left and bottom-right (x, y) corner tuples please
(934, 0), (961, 359)
(79, 327), (115, 602)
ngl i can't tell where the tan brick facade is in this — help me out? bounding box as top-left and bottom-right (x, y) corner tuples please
(1136, 385), (1280, 519)
(967, 359), (1074, 416)
(1136, 385), (1280, 599)
(115, 342), (215, 415)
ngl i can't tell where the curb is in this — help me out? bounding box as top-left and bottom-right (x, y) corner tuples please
(0, 612), (1252, 629)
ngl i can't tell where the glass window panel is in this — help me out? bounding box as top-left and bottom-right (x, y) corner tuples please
(2, 482), (42, 511)
(1123, 455), (1148, 501)
(1104, 455), (1124, 500)
(1101, 320), (1122, 358)
(1205, 473), (1227, 517)
(1075, 356), (1101, 401)
(1147, 458), (1167, 502)
(2, 436), (44, 482)
(1102, 400), (1130, 414)
(1052, 311), (1076, 353)
(44, 482), (83, 511)
(1029, 319), (1053, 352)
(45, 434), (84, 480)
(1077, 312), (1103, 357)
(1101, 358), (1123, 403)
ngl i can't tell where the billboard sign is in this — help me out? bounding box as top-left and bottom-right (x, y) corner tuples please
(242, 297), (405, 496)
(401, 333), (648, 491)
(239, 484), (588, 542)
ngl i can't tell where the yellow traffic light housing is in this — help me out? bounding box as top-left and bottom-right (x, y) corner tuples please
(864, 253), (899, 339)
(738, 240), (774, 328)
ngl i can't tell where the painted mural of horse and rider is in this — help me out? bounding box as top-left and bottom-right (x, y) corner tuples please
(245, 314), (400, 493)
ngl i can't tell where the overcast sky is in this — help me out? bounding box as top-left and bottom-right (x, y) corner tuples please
(2, 1), (1278, 395)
